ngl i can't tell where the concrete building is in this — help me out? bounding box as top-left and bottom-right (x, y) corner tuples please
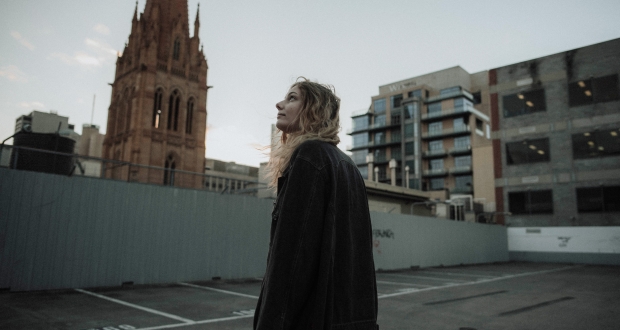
(491, 38), (620, 226)
(348, 66), (495, 219)
(75, 124), (105, 177)
(204, 158), (259, 195)
(103, 0), (209, 189)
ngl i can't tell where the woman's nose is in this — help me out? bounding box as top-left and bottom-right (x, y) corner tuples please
(276, 101), (283, 110)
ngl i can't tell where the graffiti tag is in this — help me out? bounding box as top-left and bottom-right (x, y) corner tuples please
(373, 229), (395, 239)
(558, 236), (571, 247)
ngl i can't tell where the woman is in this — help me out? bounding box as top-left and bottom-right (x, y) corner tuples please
(254, 78), (379, 330)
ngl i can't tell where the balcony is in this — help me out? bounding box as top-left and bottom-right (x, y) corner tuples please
(422, 168), (448, 177)
(449, 145), (472, 155)
(425, 89), (474, 104)
(449, 166), (472, 175)
(421, 105), (475, 122)
(422, 125), (470, 140)
(422, 149), (448, 158)
(347, 136), (402, 151)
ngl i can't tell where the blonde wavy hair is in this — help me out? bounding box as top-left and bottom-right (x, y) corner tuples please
(266, 77), (341, 188)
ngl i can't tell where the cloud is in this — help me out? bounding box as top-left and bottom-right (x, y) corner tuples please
(0, 65), (28, 82)
(49, 37), (118, 68)
(93, 23), (110, 35)
(10, 31), (35, 50)
(19, 101), (45, 109)
(85, 38), (117, 56)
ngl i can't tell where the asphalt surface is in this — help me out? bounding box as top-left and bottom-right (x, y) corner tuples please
(1, 262), (618, 330)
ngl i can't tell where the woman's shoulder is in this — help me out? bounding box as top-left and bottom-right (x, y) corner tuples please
(292, 140), (353, 169)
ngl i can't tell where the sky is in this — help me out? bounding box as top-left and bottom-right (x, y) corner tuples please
(1, 0), (619, 168)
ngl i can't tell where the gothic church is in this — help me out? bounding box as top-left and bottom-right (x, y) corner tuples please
(103, 0), (208, 188)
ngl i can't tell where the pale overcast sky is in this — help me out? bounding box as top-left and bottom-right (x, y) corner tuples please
(1, 0), (619, 167)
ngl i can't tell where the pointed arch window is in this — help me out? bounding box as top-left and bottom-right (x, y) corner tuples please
(152, 88), (163, 128)
(164, 154), (176, 186)
(173, 38), (181, 60)
(167, 90), (181, 131)
(186, 97), (194, 134)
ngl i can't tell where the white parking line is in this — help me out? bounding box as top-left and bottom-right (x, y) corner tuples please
(179, 282), (259, 299)
(383, 273), (469, 282)
(134, 314), (255, 330)
(378, 265), (581, 299)
(417, 271), (496, 278)
(75, 289), (194, 324)
(377, 280), (433, 287)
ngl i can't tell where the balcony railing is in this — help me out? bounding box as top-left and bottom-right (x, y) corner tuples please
(450, 166), (472, 174)
(421, 105), (474, 121)
(422, 168), (448, 177)
(449, 145), (472, 155)
(425, 89), (474, 104)
(422, 149), (448, 158)
(422, 125), (470, 139)
(347, 136), (402, 151)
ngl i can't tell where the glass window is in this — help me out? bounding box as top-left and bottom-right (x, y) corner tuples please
(508, 190), (554, 215)
(374, 114), (386, 127)
(352, 133), (368, 148)
(428, 102), (442, 114)
(429, 140), (443, 151)
(454, 155), (472, 167)
(391, 113), (401, 126)
(391, 147), (402, 160)
(572, 128), (620, 159)
(352, 150), (367, 164)
(506, 138), (550, 165)
(405, 160), (415, 174)
(454, 117), (466, 131)
(472, 91), (482, 104)
(455, 175), (472, 191)
(358, 165), (368, 179)
(430, 158), (443, 170)
(405, 123), (414, 137)
(569, 74), (620, 107)
(391, 94), (403, 109)
(577, 186), (620, 213)
(440, 86), (460, 96)
(408, 90), (422, 98)
(454, 136), (471, 149)
(353, 116), (369, 130)
(374, 98), (386, 114)
(429, 122), (443, 135)
(503, 89), (546, 118)
(405, 142), (414, 155)
(430, 178), (445, 190)
(374, 131), (385, 144)
(378, 166), (387, 180)
(374, 148), (386, 162)
(391, 129), (401, 142)
(404, 103), (419, 119)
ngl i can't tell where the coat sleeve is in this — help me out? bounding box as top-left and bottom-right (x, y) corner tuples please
(254, 155), (330, 329)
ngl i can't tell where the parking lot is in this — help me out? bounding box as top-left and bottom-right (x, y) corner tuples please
(1, 262), (618, 330)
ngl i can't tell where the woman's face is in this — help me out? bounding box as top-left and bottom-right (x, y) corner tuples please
(276, 85), (303, 133)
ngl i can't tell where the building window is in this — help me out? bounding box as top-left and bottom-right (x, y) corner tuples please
(152, 88), (163, 128)
(453, 97), (472, 111)
(391, 146), (401, 160)
(454, 136), (471, 149)
(508, 190), (553, 215)
(391, 129), (401, 142)
(476, 118), (483, 131)
(164, 154), (176, 186)
(352, 132), (368, 148)
(391, 113), (401, 126)
(428, 102), (442, 115)
(374, 98), (386, 114)
(173, 38), (181, 60)
(374, 148), (386, 163)
(472, 91), (482, 104)
(391, 94), (403, 109)
(404, 103), (418, 119)
(405, 123), (414, 136)
(353, 116), (369, 130)
(572, 128), (620, 159)
(374, 131), (385, 144)
(454, 155), (472, 167)
(408, 90), (422, 98)
(378, 166), (387, 181)
(577, 186), (620, 213)
(405, 142), (414, 155)
(568, 74), (619, 107)
(374, 114), (386, 127)
(352, 150), (367, 164)
(358, 166), (368, 180)
(429, 140), (443, 151)
(506, 138), (550, 165)
(430, 158), (443, 170)
(453, 117), (467, 131)
(429, 121), (442, 135)
(440, 86), (460, 96)
(503, 89), (546, 118)
(405, 160), (415, 174)
(430, 178), (445, 190)
(186, 98), (194, 134)
(167, 90), (181, 131)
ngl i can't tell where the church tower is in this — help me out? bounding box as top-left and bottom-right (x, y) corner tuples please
(103, 0), (208, 188)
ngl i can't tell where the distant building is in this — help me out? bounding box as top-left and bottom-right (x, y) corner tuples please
(103, 0), (209, 188)
(14, 110), (80, 148)
(491, 38), (620, 226)
(204, 158), (259, 195)
(348, 66), (495, 218)
(75, 124), (105, 177)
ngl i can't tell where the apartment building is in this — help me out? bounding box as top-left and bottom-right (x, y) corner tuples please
(348, 66), (496, 216)
(491, 38), (620, 226)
